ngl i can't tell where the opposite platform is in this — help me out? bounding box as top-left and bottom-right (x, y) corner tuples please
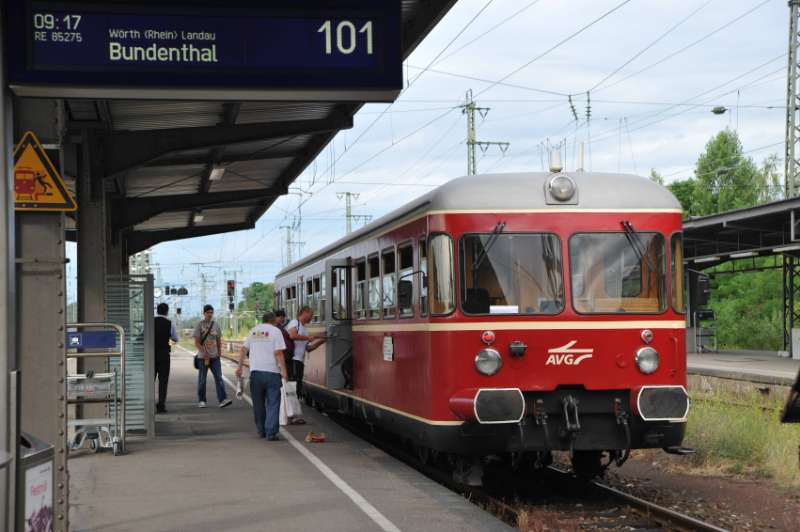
(687, 351), (800, 386)
(68, 346), (511, 532)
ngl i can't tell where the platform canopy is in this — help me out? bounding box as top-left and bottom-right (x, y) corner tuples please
(8, 0), (457, 254)
(683, 196), (800, 269)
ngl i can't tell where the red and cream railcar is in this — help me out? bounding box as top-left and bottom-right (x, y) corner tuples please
(275, 172), (689, 475)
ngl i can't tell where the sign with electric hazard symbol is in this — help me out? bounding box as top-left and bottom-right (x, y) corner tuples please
(14, 131), (77, 212)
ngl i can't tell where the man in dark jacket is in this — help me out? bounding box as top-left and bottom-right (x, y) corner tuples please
(155, 303), (179, 413)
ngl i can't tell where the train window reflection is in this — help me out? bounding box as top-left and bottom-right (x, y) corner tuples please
(570, 233), (666, 314)
(382, 248), (396, 319)
(368, 255), (380, 319)
(671, 233), (685, 313)
(399, 244), (414, 317)
(419, 237), (428, 316)
(429, 234), (455, 315)
(460, 233), (564, 315)
(355, 260), (367, 320)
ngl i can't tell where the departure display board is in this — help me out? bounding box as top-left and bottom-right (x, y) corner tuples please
(5, 1), (402, 101)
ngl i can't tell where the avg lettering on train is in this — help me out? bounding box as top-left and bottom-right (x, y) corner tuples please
(546, 340), (594, 366)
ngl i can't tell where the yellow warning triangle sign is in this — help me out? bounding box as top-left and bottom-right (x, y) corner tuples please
(14, 131), (77, 212)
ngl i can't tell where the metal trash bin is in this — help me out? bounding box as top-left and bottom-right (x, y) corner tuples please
(17, 432), (54, 532)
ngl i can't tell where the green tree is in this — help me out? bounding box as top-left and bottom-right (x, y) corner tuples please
(649, 168), (664, 185)
(691, 129), (766, 216)
(667, 178), (696, 215)
(239, 282), (275, 314)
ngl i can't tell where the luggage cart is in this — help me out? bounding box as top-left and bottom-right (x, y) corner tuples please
(66, 323), (126, 456)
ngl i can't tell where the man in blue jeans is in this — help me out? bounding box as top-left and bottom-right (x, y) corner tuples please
(236, 312), (288, 440)
(193, 304), (232, 409)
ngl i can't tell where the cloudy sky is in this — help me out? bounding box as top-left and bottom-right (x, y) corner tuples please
(68, 0), (788, 316)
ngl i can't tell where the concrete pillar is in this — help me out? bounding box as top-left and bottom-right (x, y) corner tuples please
(15, 213), (67, 530)
(76, 133), (107, 325)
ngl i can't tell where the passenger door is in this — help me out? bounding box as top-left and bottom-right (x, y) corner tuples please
(325, 259), (352, 389)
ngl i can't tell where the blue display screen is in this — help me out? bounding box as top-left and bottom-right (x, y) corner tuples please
(32, 12), (380, 70)
(6, 1), (402, 99)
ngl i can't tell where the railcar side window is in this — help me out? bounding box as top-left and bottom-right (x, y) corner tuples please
(399, 244), (414, 317)
(332, 267), (350, 320)
(419, 237), (428, 317)
(367, 255), (380, 319)
(671, 233), (686, 313)
(570, 233), (666, 314)
(429, 234), (455, 315)
(319, 274), (326, 321)
(313, 276), (321, 322)
(355, 260), (367, 319)
(460, 233), (564, 315)
(306, 279), (315, 321)
(382, 248), (396, 319)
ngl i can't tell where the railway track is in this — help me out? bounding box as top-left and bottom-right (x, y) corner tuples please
(328, 412), (728, 531)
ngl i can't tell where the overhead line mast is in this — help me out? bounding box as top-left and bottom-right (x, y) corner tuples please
(461, 89), (509, 176)
(786, 0), (800, 198)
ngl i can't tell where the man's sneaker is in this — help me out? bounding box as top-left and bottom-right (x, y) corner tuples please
(219, 399), (232, 408)
(198, 401), (207, 408)
(266, 434), (281, 441)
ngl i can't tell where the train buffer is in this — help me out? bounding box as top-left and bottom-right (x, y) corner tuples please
(68, 350), (512, 532)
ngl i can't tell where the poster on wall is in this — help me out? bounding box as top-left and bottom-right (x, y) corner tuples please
(25, 461), (53, 532)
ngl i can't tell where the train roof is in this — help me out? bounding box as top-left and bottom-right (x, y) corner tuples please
(276, 172), (681, 277)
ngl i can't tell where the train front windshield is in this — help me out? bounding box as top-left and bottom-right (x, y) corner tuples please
(569, 233), (666, 314)
(460, 233), (565, 315)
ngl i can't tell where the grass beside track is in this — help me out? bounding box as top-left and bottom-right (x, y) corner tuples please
(683, 389), (800, 487)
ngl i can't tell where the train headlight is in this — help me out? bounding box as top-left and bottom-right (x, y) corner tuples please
(548, 174), (576, 201)
(635, 347), (660, 374)
(475, 348), (502, 376)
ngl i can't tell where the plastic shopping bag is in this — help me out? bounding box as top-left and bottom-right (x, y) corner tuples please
(279, 381), (289, 427)
(235, 376), (244, 400)
(284, 381), (303, 418)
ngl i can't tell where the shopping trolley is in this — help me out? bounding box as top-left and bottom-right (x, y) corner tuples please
(66, 323), (126, 456)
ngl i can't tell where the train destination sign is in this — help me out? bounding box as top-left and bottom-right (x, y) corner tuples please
(5, 1), (402, 101)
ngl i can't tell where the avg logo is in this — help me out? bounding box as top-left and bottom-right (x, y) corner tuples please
(545, 340), (594, 366)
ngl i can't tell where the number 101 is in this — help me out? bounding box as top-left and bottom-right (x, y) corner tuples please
(318, 20), (373, 55)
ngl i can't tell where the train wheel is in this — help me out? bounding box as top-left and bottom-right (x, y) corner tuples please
(571, 450), (605, 480)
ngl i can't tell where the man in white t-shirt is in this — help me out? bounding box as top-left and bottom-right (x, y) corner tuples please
(236, 312), (287, 441)
(287, 306), (326, 400)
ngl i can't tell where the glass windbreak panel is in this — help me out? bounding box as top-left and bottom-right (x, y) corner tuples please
(382, 249), (396, 318)
(368, 255), (380, 319)
(398, 245), (414, 317)
(460, 233), (564, 315)
(355, 261), (367, 320)
(671, 234), (686, 313)
(570, 233), (666, 314)
(429, 234), (455, 315)
(419, 238), (428, 316)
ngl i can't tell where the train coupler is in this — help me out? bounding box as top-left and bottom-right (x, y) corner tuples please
(562, 395), (581, 455)
(612, 398), (631, 467)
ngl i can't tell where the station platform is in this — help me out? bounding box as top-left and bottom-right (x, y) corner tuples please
(687, 351), (800, 386)
(68, 347), (511, 532)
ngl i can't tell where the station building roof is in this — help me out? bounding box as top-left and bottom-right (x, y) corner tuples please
(57, 0), (456, 255)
